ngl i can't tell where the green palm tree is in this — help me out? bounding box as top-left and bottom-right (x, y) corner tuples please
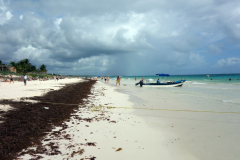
(39, 64), (47, 72)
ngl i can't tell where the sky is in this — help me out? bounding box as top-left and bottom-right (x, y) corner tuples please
(0, 0), (240, 76)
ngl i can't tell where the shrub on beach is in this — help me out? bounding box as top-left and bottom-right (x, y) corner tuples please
(0, 71), (19, 76)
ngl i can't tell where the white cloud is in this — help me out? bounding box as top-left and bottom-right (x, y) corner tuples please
(0, 1), (12, 25)
(189, 52), (205, 65)
(54, 18), (62, 29)
(6, 11), (12, 20)
(209, 44), (223, 55)
(216, 57), (240, 67)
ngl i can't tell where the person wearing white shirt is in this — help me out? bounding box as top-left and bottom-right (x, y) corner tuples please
(23, 75), (27, 86)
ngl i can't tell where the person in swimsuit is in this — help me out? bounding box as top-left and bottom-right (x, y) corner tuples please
(9, 74), (14, 84)
(107, 77), (110, 84)
(56, 75), (59, 81)
(116, 76), (120, 86)
(104, 76), (107, 83)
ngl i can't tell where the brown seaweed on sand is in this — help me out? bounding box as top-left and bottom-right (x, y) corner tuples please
(0, 80), (96, 160)
(71, 149), (85, 157)
(86, 142), (96, 146)
(116, 148), (122, 152)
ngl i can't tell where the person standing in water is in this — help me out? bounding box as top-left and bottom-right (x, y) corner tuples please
(104, 76), (107, 83)
(116, 76), (121, 86)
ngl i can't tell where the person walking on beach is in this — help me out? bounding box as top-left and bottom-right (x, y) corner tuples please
(116, 76), (121, 86)
(23, 75), (27, 86)
(104, 76), (107, 83)
(135, 77), (137, 81)
(56, 75), (59, 81)
(9, 74), (14, 84)
(107, 77), (110, 84)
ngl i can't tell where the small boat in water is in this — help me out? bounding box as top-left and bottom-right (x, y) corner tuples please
(135, 74), (186, 87)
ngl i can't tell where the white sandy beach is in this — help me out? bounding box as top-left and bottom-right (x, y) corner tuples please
(0, 78), (83, 118)
(1, 78), (240, 159)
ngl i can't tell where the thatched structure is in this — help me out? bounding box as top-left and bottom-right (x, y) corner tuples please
(0, 65), (17, 73)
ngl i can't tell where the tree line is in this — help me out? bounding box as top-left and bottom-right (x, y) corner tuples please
(0, 59), (47, 74)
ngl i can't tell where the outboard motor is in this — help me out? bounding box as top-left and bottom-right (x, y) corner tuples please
(140, 80), (143, 87)
(135, 80), (143, 87)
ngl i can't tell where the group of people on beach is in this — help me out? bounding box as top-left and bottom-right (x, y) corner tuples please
(101, 76), (121, 86)
(105, 76), (146, 86)
(5, 74), (65, 85)
(8, 74), (27, 85)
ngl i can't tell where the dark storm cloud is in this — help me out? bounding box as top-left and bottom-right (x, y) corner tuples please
(1, 0), (240, 75)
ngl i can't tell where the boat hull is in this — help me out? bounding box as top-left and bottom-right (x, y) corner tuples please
(135, 80), (186, 87)
(141, 82), (184, 87)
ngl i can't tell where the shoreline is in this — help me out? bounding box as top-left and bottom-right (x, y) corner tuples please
(0, 79), (183, 159)
(112, 79), (240, 160)
(1, 79), (240, 159)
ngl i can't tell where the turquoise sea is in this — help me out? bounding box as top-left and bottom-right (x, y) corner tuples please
(103, 73), (240, 107)
(120, 74), (240, 84)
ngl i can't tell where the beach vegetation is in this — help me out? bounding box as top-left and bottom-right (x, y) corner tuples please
(8, 59), (48, 74)
(0, 70), (20, 75)
(27, 74), (53, 79)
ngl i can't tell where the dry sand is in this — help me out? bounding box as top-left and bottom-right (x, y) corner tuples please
(11, 80), (186, 160)
(0, 78), (82, 114)
(1, 79), (193, 159)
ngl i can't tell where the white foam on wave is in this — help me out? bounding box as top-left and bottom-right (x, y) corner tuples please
(180, 94), (189, 96)
(192, 82), (206, 85)
(222, 100), (234, 103)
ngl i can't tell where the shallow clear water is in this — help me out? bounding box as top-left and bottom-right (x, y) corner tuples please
(105, 73), (240, 109)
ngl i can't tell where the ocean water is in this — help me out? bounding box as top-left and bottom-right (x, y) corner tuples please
(120, 74), (240, 84)
(105, 73), (240, 108)
(101, 74), (240, 159)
